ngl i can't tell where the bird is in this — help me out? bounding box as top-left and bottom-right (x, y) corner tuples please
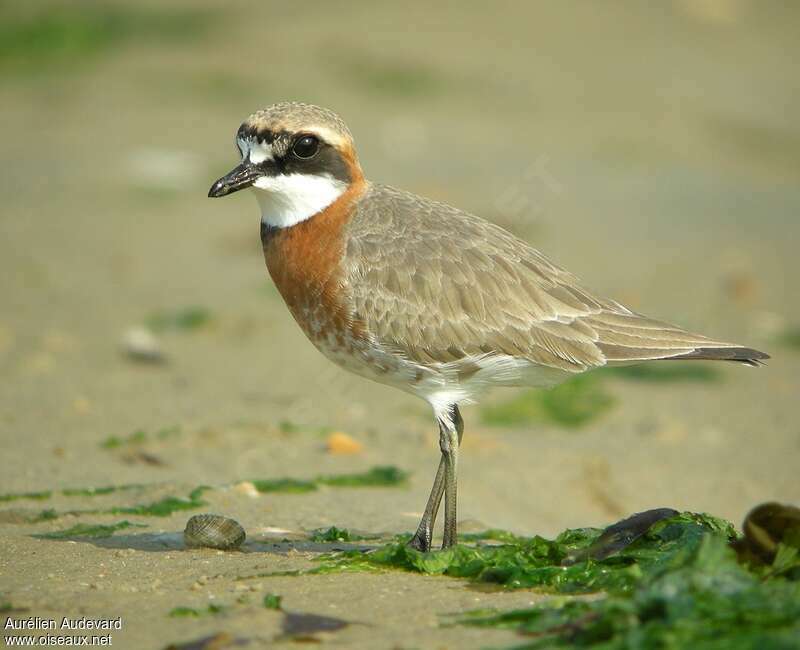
(208, 102), (769, 552)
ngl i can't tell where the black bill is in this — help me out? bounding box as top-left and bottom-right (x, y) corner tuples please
(208, 162), (262, 198)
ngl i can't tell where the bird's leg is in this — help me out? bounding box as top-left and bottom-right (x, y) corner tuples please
(441, 404), (462, 549)
(407, 453), (446, 552)
(407, 405), (463, 552)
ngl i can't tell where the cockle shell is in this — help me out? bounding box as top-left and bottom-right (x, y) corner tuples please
(184, 514), (246, 550)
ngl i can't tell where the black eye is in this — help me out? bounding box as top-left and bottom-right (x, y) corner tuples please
(292, 135), (319, 159)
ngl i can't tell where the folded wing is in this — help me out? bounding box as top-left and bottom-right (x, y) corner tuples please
(342, 185), (767, 373)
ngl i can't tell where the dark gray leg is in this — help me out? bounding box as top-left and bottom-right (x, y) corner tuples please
(408, 405), (463, 551)
(440, 408), (461, 549)
(407, 452), (446, 552)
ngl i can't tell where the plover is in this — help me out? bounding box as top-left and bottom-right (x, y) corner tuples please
(209, 102), (768, 551)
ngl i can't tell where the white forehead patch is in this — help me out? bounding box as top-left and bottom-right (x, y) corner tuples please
(237, 137), (273, 164)
(252, 173), (347, 229)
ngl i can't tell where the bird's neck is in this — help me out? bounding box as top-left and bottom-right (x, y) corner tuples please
(261, 179), (368, 341)
(260, 177), (367, 270)
(253, 173), (351, 229)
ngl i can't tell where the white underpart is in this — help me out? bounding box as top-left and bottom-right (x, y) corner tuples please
(252, 173), (347, 229)
(417, 353), (572, 417)
(314, 331), (573, 425)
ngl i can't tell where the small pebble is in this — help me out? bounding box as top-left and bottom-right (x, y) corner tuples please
(233, 481), (260, 499)
(121, 326), (165, 363)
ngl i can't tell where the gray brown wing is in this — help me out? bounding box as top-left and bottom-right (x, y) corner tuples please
(342, 184), (766, 372)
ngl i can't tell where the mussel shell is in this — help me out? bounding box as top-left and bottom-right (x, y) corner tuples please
(184, 514), (246, 550)
(736, 502), (800, 564)
(561, 507), (679, 566)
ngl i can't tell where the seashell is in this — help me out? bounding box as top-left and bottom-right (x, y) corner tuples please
(562, 508), (679, 566)
(734, 502), (800, 565)
(184, 514), (245, 550)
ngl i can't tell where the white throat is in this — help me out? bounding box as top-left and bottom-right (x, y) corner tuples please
(252, 174), (347, 229)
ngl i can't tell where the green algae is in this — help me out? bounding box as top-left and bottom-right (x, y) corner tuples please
(308, 527), (382, 543)
(481, 360), (730, 430)
(61, 484), (146, 497)
(0, 490), (52, 502)
(439, 506), (800, 648)
(62, 485), (119, 497)
(59, 486), (212, 518)
(167, 604), (225, 619)
(481, 375), (616, 428)
(276, 508), (798, 647)
(605, 363), (721, 383)
(0, 6), (211, 73)
(317, 466), (409, 488)
(251, 465), (409, 494)
(1, 484), (150, 501)
(35, 521), (146, 539)
(6, 468), (406, 526)
(109, 490), (208, 517)
(2, 484), (206, 523)
(234, 504), (800, 649)
(101, 426), (180, 449)
(167, 607), (201, 618)
(251, 478), (318, 494)
(278, 419), (302, 433)
(310, 527), (356, 542)
(101, 429), (148, 449)
(147, 306), (211, 332)
(458, 529), (529, 544)
(263, 594), (283, 610)
(457, 535), (800, 648)
(31, 509), (59, 522)
(309, 512), (734, 594)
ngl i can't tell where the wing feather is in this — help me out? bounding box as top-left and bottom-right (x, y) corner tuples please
(342, 184), (763, 373)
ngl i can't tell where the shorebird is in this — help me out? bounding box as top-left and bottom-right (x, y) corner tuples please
(208, 102), (768, 552)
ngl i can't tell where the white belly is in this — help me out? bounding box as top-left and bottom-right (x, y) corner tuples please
(312, 332), (574, 410)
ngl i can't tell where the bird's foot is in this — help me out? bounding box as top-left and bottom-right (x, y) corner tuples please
(407, 530), (432, 552)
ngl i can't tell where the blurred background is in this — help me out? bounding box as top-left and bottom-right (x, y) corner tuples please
(1, 0), (799, 533)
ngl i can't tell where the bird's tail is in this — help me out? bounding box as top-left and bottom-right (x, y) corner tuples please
(588, 310), (770, 368)
(663, 346), (770, 367)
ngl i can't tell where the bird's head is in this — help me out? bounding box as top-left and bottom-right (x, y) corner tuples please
(208, 102), (363, 228)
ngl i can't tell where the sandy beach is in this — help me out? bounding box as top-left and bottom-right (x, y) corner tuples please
(1, 2), (799, 648)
